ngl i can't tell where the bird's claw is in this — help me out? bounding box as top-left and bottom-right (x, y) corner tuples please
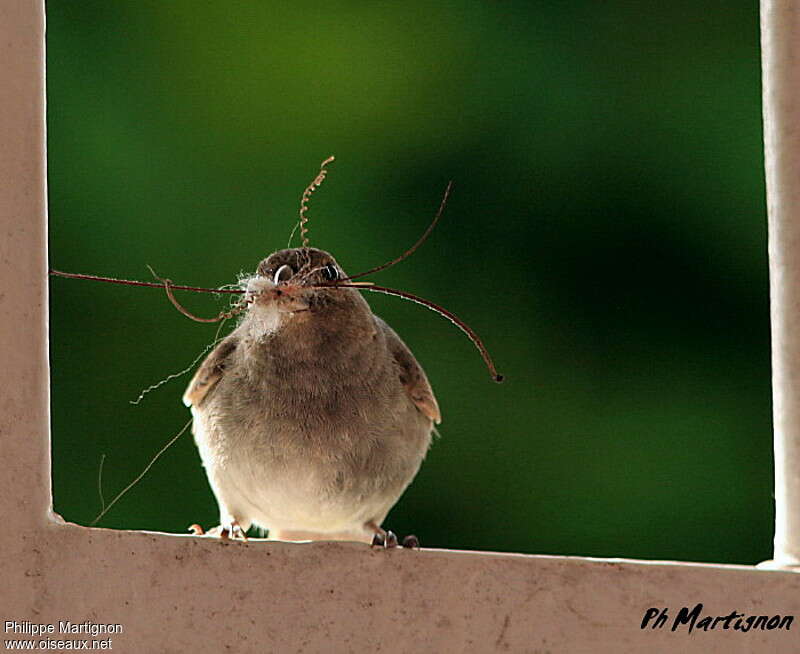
(371, 530), (399, 548)
(221, 521), (248, 541)
(188, 521), (248, 541)
(402, 534), (420, 549)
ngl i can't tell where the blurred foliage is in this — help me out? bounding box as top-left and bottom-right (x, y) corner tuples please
(47, 0), (771, 563)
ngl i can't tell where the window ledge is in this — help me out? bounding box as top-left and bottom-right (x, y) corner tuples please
(2, 517), (798, 652)
(2, 2), (799, 652)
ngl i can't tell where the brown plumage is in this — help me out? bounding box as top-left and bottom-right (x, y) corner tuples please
(184, 247), (439, 543)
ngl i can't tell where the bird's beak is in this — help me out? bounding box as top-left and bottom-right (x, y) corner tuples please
(246, 276), (310, 313)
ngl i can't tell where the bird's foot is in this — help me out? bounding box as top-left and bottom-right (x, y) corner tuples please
(371, 530), (399, 549)
(221, 520), (249, 541)
(402, 534), (420, 549)
(366, 520), (419, 549)
(188, 521), (248, 541)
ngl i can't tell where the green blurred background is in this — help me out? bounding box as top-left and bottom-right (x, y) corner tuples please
(46, 1), (770, 564)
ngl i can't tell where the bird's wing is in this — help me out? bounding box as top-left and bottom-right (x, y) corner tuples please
(375, 316), (441, 424)
(182, 335), (239, 408)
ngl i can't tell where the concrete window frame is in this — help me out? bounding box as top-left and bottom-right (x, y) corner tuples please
(2, 1), (800, 651)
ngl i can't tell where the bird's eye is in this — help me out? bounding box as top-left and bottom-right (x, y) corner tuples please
(321, 264), (339, 281)
(273, 264), (293, 284)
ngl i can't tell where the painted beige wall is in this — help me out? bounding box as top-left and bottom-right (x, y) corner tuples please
(2, 1), (799, 652)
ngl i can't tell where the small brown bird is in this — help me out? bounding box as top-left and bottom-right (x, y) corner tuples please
(184, 246), (440, 546)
